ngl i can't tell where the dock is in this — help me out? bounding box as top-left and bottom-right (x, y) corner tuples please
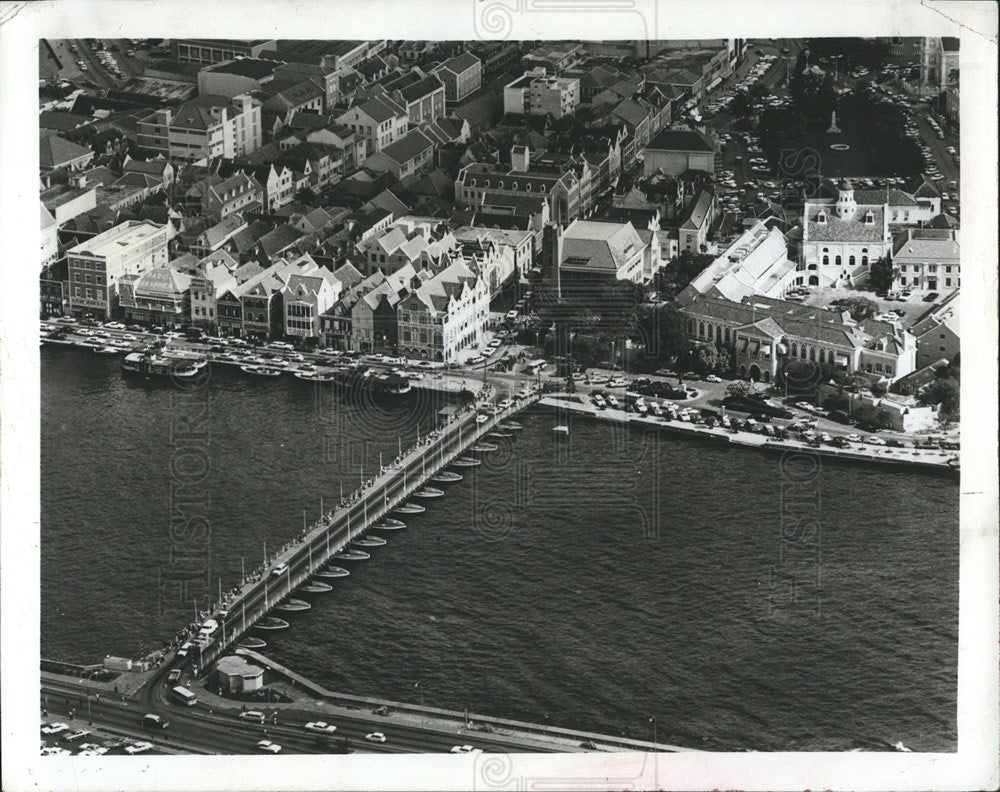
(539, 395), (958, 473)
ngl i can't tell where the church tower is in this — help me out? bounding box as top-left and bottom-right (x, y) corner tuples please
(835, 178), (857, 220)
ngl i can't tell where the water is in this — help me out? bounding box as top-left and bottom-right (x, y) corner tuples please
(41, 347), (959, 751)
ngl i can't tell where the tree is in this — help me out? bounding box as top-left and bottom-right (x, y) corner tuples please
(840, 297), (879, 321)
(726, 381), (751, 398)
(870, 380), (889, 397)
(634, 303), (689, 368)
(920, 377), (960, 419)
(295, 186), (317, 204)
(868, 256), (895, 293)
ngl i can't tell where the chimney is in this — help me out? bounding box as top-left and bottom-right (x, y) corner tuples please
(511, 145), (529, 172)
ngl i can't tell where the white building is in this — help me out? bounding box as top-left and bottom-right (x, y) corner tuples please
(66, 221), (169, 319)
(397, 259), (489, 362)
(800, 179), (892, 287)
(687, 220), (799, 301)
(890, 228), (960, 293)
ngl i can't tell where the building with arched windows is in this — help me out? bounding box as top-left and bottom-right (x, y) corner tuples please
(800, 180), (893, 288)
(676, 291), (917, 383)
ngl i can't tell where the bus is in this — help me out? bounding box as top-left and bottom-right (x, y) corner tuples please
(170, 685), (198, 707)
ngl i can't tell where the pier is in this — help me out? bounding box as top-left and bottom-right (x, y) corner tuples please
(188, 391), (542, 674)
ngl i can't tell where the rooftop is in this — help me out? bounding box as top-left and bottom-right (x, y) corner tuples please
(68, 220), (165, 258)
(646, 128), (716, 154)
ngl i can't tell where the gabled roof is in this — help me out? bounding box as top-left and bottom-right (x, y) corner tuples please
(258, 224), (306, 256)
(436, 52), (481, 76)
(123, 158), (171, 177)
(561, 219), (645, 273)
(646, 128), (715, 153)
(399, 74), (444, 103)
(134, 266), (192, 298)
(39, 134), (92, 168)
(376, 129), (436, 165)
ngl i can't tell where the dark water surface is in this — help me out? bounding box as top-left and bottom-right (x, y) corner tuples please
(41, 348), (958, 750)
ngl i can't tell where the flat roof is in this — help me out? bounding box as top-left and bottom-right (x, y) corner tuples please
(68, 220), (165, 258)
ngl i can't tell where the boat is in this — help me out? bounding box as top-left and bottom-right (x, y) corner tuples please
(486, 431), (513, 440)
(241, 365), (282, 377)
(95, 345), (121, 355)
(314, 566), (350, 579)
(333, 549), (371, 561)
(162, 350), (208, 370)
(254, 617), (290, 631)
(553, 425), (570, 435)
(294, 370), (336, 382)
(372, 371), (412, 395)
(413, 486), (444, 499)
(275, 598), (312, 613)
(430, 471), (462, 484)
(450, 456), (481, 467)
(298, 581), (333, 594)
(499, 422), (523, 431)
(354, 535), (387, 547)
(470, 442), (498, 452)
(394, 502), (426, 514)
(122, 352), (200, 378)
(237, 637), (267, 649)
(372, 518), (405, 531)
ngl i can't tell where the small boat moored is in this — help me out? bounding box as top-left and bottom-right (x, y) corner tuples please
(394, 503), (426, 514)
(254, 617), (290, 631)
(470, 442), (498, 452)
(451, 456), (481, 468)
(430, 471), (462, 484)
(499, 422), (523, 431)
(413, 487), (444, 499)
(486, 431), (513, 440)
(298, 581), (333, 594)
(238, 637), (267, 649)
(333, 549), (371, 561)
(372, 518), (405, 530)
(354, 535), (387, 547)
(275, 598), (312, 613)
(314, 566), (350, 579)
(553, 425), (570, 435)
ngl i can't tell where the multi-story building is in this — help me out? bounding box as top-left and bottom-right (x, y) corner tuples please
(138, 95), (262, 163)
(66, 221), (169, 319)
(397, 259), (489, 362)
(544, 218), (660, 296)
(378, 72), (446, 127)
(919, 36), (960, 94)
(40, 134), (94, 174)
(173, 39), (277, 65)
(455, 146), (590, 224)
(433, 53), (482, 104)
(909, 289), (960, 370)
(643, 128), (716, 177)
(119, 266), (193, 328)
(201, 171), (265, 222)
(196, 58), (280, 99)
(890, 228), (960, 293)
(502, 68), (547, 115)
(364, 129), (436, 181)
(189, 258), (239, 332)
(677, 187), (716, 253)
(800, 180), (893, 287)
(677, 292), (917, 383)
(528, 75), (581, 118)
(282, 269), (342, 340)
(454, 225), (534, 282)
(336, 95), (409, 156)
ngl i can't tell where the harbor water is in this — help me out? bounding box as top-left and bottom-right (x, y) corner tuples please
(41, 348), (958, 751)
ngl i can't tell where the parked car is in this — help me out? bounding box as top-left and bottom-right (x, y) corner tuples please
(923, 292), (939, 302)
(124, 741), (153, 755)
(41, 723), (69, 735)
(704, 374), (722, 383)
(364, 732), (387, 743)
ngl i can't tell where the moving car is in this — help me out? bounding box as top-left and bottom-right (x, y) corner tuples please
(450, 745), (482, 753)
(256, 740), (282, 754)
(76, 743), (108, 755)
(364, 732), (387, 743)
(305, 721), (337, 734)
(124, 741), (153, 755)
(704, 374), (722, 383)
(141, 714), (169, 730)
(239, 710), (266, 724)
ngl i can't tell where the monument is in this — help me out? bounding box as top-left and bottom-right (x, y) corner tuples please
(827, 110), (841, 134)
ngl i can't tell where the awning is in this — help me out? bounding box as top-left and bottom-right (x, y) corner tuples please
(738, 338), (749, 353)
(438, 406), (460, 417)
(835, 354), (850, 365)
(527, 358), (546, 368)
(749, 340), (760, 355)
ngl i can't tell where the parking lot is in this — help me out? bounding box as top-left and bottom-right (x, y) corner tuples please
(799, 285), (939, 330)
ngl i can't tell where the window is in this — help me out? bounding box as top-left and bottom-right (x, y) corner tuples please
(849, 255), (856, 267)
(822, 255), (829, 266)
(945, 278), (951, 287)
(861, 256), (868, 267)
(835, 255), (842, 267)
(901, 277), (907, 286)
(875, 363), (883, 372)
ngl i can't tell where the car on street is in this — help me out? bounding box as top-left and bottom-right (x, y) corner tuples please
(76, 743), (108, 755)
(141, 713), (169, 729)
(466, 355), (484, 365)
(897, 291), (912, 301)
(62, 729), (92, 743)
(923, 292), (939, 302)
(450, 745), (482, 753)
(867, 436), (886, 445)
(41, 723), (69, 735)
(271, 562), (289, 577)
(305, 721), (337, 734)
(256, 740), (282, 753)
(364, 732), (387, 743)
(105, 321), (125, 330)
(505, 310), (518, 320)
(41, 746), (71, 756)
(845, 434), (862, 443)
(124, 741), (153, 755)
(704, 374), (722, 383)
